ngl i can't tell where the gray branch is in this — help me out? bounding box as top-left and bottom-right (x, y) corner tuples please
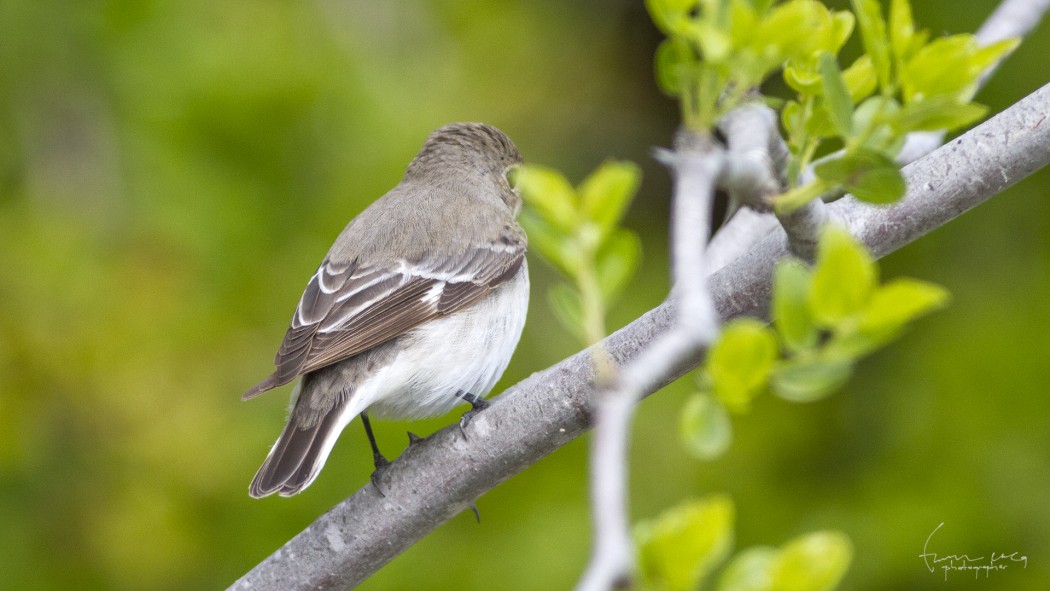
(718, 103), (782, 209)
(718, 101), (833, 262)
(230, 80), (1050, 591)
(576, 131), (723, 591)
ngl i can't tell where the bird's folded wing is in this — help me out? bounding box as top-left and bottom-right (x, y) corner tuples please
(243, 241), (524, 400)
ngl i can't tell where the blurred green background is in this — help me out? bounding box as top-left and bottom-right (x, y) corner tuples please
(1, 1), (1048, 589)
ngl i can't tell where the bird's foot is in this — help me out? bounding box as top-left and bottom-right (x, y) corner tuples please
(457, 394), (490, 440)
(369, 452), (390, 497)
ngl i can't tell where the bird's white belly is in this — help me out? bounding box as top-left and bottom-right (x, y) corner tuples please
(362, 262), (529, 419)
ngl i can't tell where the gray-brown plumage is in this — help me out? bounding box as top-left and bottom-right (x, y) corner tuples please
(245, 123), (530, 498)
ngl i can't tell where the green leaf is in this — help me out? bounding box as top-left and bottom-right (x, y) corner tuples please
(900, 35), (976, 102)
(827, 278), (947, 358)
(699, 0), (728, 25)
(655, 37), (698, 96)
(851, 0), (892, 91)
(770, 531), (852, 591)
(774, 179), (834, 214)
(519, 210), (580, 276)
(902, 35), (1018, 104)
(646, 0), (701, 36)
(804, 101), (836, 138)
(772, 259), (817, 353)
(822, 330), (879, 359)
(841, 55), (877, 104)
(784, 61), (823, 96)
(578, 160), (642, 236)
(692, 19), (733, 63)
(813, 148), (904, 204)
(829, 11), (855, 54)
(809, 226), (876, 325)
(636, 496), (736, 591)
(515, 165), (578, 231)
(727, 1), (761, 51)
(856, 277), (949, 344)
(818, 52), (853, 137)
(904, 28), (930, 61)
(717, 546), (777, 591)
(771, 356), (853, 402)
(753, 0), (834, 65)
(680, 393), (733, 460)
(850, 95), (900, 150)
(708, 319), (779, 413)
(781, 100), (802, 136)
(595, 228), (642, 301)
(888, 0), (916, 66)
(547, 283), (586, 343)
(889, 95), (987, 132)
(750, 0), (776, 13)
(970, 37), (1020, 73)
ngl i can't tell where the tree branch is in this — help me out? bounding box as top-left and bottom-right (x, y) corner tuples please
(896, 0), (1050, 165)
(718, 103), (782, 209)
(230, 80), (1050, 591)
(576, 131), (723, 591)
(977, 0), (1050, 51)
(704, 0), (1050, 273)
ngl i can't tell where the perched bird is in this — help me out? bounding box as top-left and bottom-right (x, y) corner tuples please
(243, 123), (529, 498)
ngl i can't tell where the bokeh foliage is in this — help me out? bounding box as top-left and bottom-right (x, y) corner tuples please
(515, 160), (642, 345)
(2, 1), (1049, 590)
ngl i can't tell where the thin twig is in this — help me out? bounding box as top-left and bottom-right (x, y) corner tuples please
(576, 130), (724, 591)
(775, 199), (831, 262)
(717, 101), (832, 262)
(718, 103), (782, 210)
(977, 0), (1050, 53)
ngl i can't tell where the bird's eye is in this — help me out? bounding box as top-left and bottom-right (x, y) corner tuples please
(506, 165), (522, 189)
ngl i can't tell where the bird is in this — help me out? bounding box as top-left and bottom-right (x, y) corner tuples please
(243, 122), (529, 498)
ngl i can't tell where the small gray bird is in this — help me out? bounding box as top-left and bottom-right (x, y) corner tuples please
(243, 123), (529, 498)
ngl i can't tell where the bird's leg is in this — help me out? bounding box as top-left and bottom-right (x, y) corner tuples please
(455, 391), (490, 439)
(360, 412), (389, 496)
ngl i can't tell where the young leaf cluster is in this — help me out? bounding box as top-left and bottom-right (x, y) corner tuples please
(513, 161), (643, 345)
(646, 0), (1017, 211)
(681, 226), (948, 458)
(648, 0), (858, 130)
(776, 0), (1018, 211)
(635, 495), (852, 591)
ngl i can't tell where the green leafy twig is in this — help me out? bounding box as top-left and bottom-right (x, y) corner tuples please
(636, 495), (852, 591)
(682, 225), (948, 461)
(648, 226), (945, 591)
(775, 0), (1018, 214)
(647, 0), (1017, 217)
(577, 132), (725, 591)
(514, 161), (643, 349)
(638, 3), (1003, 591)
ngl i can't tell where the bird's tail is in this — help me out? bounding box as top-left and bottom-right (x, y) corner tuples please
(249, 383), (361, 498)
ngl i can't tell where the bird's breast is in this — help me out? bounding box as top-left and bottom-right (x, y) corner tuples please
(365, 261), (530, 419)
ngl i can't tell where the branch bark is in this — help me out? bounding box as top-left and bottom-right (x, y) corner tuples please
(230, 80), (1050, 591)
(576, 131), (723, 591)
